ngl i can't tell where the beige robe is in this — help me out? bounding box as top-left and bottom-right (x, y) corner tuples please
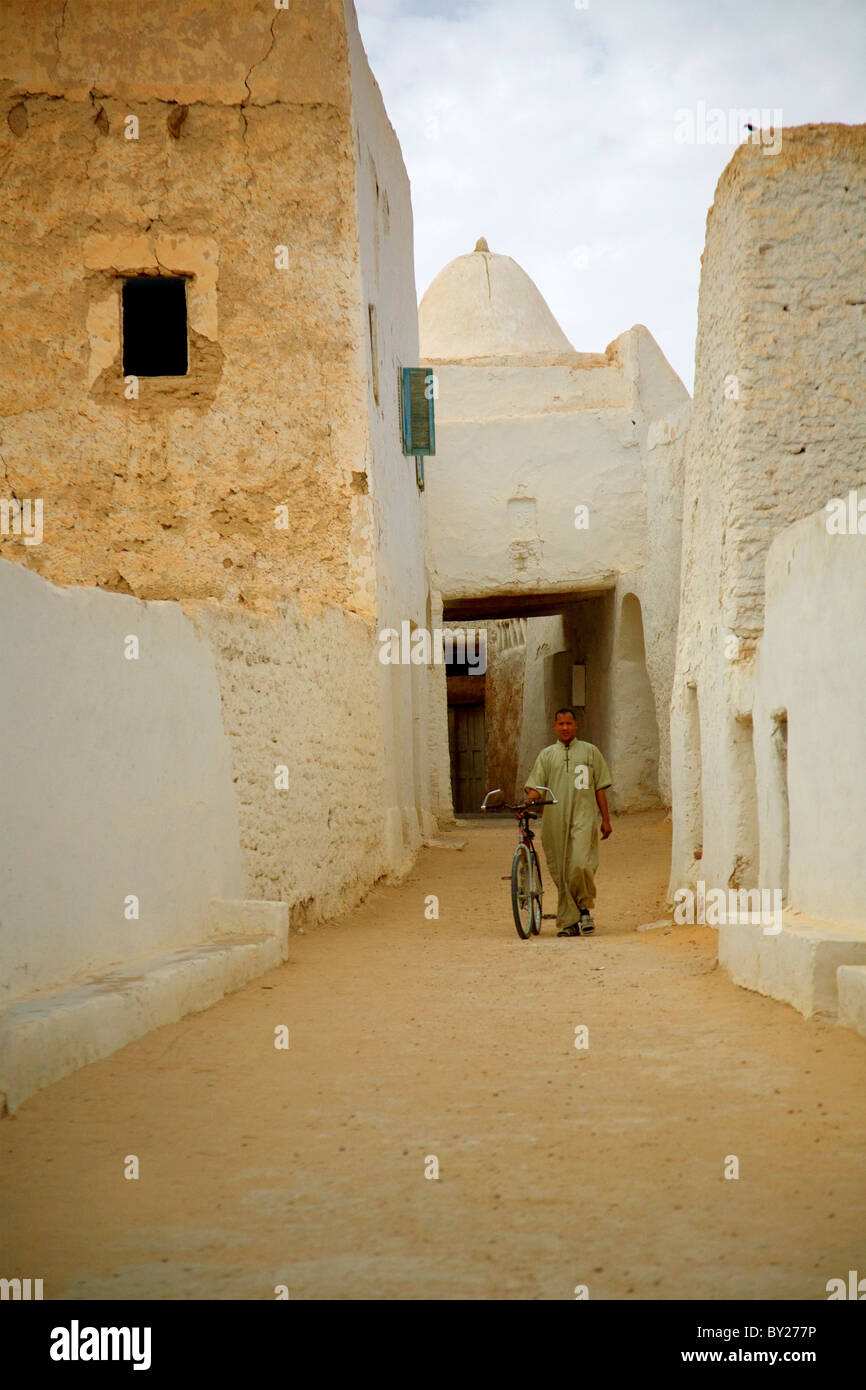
(525, 738), (612, 927)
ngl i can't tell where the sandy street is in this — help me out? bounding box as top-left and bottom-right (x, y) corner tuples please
(2, 809), (864, 1301)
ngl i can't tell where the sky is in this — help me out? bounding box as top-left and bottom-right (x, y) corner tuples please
(354, 0), (866, 390)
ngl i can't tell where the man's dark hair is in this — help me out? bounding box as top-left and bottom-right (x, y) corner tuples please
(554, 707), (578, 720)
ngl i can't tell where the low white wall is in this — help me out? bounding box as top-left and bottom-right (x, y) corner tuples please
(753, 510), (866, 928)
(1, 559), (404, 1012)
(0, 561), (244, 1004)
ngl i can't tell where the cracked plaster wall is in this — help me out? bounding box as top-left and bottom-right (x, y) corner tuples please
(0, 0), (368, 616)
(0, 0), (433, 964)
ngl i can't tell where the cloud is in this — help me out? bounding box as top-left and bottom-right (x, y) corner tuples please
(355, 0), (866, 389)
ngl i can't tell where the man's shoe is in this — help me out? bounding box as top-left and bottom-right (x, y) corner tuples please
(579, 912), (595, 934)
(557, 922), (581, 937)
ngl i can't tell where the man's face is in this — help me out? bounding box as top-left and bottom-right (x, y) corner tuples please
(554, 712), (577, 743)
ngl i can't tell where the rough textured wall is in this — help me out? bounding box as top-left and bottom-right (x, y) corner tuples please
(719, 126), (866, 644)
(190, 598), (387, 920)
(616, 333), (689, 811)
(469, 622), (517, 800)
(670, 124), (866, 899)
(0, 0), (371, 616)
(754, 511), (866, 928)
(683, 125), (866, 656)
(0, 560), (244, 1003)
(0, 0), (436, 952)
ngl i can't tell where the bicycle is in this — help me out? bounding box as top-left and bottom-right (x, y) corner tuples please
(480, 787), (558, 939)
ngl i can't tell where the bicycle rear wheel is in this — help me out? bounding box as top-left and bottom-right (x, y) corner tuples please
(511, 843), (540, 939)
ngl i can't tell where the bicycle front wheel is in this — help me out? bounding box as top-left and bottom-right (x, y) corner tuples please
(511, 842), (539, 939)
(529, 847), (543, 934)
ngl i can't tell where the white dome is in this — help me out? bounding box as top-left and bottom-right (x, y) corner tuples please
(419, 239), (575, 361)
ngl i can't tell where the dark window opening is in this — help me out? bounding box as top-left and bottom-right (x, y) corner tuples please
(122, 276), (188, 377)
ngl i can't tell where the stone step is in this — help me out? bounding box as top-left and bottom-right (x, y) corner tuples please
(718, 911), (866, 1023)
(837, 964), (866, 1040)
(0, 898), (288, 1114)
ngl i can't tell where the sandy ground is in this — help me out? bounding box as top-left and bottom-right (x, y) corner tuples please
(2, 808), (865, 1301)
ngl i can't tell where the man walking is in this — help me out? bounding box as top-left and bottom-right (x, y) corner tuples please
(523, 707), (612, 937)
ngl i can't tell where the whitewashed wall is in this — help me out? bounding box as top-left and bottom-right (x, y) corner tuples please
(423, 324), (688, 611)
(754, 511), (866, 928)
(424, 361), (644, 605)
(669, 127), (866, 902)
(423, 318), (687, 814)
(345, 0), (441, 861)
(0, 561), (244, 1004)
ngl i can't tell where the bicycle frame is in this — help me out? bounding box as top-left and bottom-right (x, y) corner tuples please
(481, 787), (558, 937)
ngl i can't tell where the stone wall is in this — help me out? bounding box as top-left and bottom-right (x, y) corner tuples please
(0, 0), (437, 1022)
(189, 597), (388, 922)
(0, 0), (371, 617)
(670, 124), (866, 901)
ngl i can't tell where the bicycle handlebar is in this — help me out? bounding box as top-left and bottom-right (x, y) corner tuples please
(481, 786), (558, 812)
(480, 799), (557, 813)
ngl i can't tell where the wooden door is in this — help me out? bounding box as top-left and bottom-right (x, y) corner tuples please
(452, 703), (486, 813)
